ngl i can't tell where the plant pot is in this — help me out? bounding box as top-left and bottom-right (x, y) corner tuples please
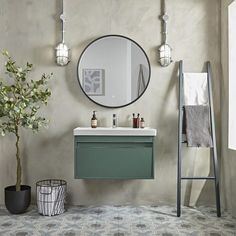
(4, 185), (31, 214)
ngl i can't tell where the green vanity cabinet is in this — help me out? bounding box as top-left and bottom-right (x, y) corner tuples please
(74, 135), (155, 179)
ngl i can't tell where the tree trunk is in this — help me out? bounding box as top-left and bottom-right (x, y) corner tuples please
(15, 126), (21, 191)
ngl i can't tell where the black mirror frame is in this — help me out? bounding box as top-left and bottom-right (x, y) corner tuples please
(77, 34), (151, 109)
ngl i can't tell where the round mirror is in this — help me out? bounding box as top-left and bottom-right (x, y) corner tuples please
(77, 35), (151, 108)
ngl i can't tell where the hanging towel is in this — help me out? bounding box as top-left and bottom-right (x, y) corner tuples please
(183, 73), (208, 105)
(137, 64), (146, 96)
(182, 107), (187, 142)
(184, 105), (213, 147)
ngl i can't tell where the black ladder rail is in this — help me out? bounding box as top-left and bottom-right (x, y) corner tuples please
(207, 62), (221, 217)
(177, 61), (221, 217)
(177, 60), (183, 217)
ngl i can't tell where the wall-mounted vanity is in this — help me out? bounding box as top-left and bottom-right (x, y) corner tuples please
(74, 35), (156, 179)
(74, 127), (157, 179)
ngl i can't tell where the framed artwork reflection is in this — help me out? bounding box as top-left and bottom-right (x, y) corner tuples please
(82, 69), (105, 96)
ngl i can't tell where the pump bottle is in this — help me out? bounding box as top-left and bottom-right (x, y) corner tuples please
(91, 111), (97, 128)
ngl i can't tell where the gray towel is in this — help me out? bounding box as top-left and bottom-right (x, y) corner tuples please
(184, 105), (213, 147)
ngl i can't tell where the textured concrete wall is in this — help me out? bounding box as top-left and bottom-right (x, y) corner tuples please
(0, 0), (221, 206)
(221, 0), (236, 217)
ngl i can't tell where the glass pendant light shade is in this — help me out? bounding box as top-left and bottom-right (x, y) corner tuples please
(159, 44), (172, 67)
(55, 42), (70, 66)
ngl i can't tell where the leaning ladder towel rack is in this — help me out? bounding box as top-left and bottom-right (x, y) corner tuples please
(177, 60), (221, 217)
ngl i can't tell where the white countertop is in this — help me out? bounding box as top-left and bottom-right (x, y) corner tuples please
(73, 127), (157, 136)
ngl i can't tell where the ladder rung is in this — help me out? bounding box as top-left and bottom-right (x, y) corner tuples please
(181, 177), (215, 180)
(180, 143), (214, 148)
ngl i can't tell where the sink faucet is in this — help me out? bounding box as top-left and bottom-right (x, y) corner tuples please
(112, 114), (118, 128)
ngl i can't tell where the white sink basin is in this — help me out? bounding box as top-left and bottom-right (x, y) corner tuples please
(73, 127), (157, 136)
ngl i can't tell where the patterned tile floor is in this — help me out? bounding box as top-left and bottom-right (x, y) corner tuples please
(0, 205), (235, 236)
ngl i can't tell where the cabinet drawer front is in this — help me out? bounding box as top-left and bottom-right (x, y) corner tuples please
(75, 142), (153, 179)
(74, 136), (153, 143)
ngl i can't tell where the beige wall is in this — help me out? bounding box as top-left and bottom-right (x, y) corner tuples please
(0, 0), (221, 206)
(221, 0), (236, 217)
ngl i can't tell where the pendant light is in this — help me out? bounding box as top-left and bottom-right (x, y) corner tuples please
(55, 0), (70, 66)
(159, 0), (172, 67)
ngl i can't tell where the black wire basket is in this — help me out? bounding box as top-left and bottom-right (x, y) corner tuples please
(36, 179), (67, 216)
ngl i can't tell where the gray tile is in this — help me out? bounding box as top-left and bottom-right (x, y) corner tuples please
(0, 205), (235, 235)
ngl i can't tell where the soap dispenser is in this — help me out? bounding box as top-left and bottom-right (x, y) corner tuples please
(137, 113), (140, 128)
(91, 111), (97, 128)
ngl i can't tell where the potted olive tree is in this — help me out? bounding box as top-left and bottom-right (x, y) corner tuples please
(0, 51), (52, 214)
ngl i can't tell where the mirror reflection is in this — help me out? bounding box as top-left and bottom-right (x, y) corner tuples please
(77, 35), (150, 108)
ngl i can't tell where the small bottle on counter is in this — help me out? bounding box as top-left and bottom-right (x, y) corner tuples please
(112, 114), (118, 128)
(132, 113), (136, 128)
(132, 113), (141, 128)
(137, 113), (140, 128)
(140, 118), (145, 128)
(91, 111), (97, 128)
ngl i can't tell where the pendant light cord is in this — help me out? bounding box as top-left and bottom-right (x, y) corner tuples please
(60, 0), (65, 43)
(161, 0), (168, 44)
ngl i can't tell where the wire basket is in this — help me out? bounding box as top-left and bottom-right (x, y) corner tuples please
(36, 179), (67, 216)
